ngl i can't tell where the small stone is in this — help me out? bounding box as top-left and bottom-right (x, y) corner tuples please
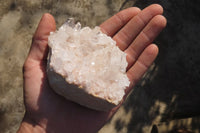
(47, 18), (130, 111)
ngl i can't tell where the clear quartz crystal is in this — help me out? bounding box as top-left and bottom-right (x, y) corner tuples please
(48, 19), (130, 105)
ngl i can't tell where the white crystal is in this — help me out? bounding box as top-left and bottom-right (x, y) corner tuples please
(48, 18), (130, 106)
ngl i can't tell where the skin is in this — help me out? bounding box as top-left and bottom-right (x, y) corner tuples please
(17, 4), (166, 133)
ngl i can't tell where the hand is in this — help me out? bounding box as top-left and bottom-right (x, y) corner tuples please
(17, 4), (166, 133)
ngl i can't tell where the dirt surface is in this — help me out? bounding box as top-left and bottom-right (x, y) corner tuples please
(0, 0), (200, 133)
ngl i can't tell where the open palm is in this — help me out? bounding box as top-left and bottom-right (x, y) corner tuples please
(18, 4), (166, 133)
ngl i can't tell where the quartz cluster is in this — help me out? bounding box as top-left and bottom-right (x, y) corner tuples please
(47, 18), (130, 110)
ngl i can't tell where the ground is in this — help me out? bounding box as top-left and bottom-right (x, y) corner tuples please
(0, 0), (199, 133)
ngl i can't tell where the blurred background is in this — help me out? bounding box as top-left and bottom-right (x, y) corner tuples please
(0, 0), (200, 133)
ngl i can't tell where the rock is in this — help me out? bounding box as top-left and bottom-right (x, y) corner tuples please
(47, 18), (130, 111)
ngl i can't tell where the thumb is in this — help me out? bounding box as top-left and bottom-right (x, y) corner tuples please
(26, 13), (56, 65)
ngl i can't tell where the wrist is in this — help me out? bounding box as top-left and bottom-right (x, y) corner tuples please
(17, 114), (46, 133)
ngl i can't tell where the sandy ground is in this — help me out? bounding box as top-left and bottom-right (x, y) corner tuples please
(0, 0), (200, 133)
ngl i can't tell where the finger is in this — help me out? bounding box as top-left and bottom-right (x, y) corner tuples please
(113, 4), (163, 51)
(125, 15), (166, 69)
(100, 7), (141, 37)
(26, 13), (56, 65)
(126, 44), (158, 94)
